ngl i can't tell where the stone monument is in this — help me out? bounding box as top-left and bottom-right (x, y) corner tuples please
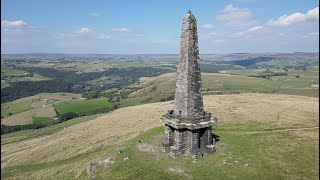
(160, 10), (217, 158)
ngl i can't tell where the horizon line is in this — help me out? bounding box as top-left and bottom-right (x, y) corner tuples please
(1, 52), (319, 56)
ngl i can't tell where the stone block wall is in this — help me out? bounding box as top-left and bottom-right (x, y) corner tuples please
(162, 124), (214, 158)
(187, 130), (201, 157)
(161, 125), (174, 152)
(170, 129), (188, 157)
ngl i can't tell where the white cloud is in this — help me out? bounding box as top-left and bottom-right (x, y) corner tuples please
(90, 12), (101, 17)
(223, 4), (239, 12)
(200, 24), (214, 29)
(308, 32), (319, 36)
(231, 31), (245, 38)
(266, 6), (319, 26)
(1, 20), (26, 27)
(75, 27), (91, 34)
(96, 34), (111, 39)
(230, 6), (319, 40)
(207, 31), (217, 37)
(112, 28), (130, 32)
(55, 28), (93, 38)
(300, 31), (319, 38)
(247, 25), (264, 32)
(2, 25), (40, 36)
(214, 39), (225, 43)
(231, 25), (265, 38)
(216, 4), (256, 28)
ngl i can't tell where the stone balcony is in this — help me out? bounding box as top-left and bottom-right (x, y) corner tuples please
(160, 110), (217, 130)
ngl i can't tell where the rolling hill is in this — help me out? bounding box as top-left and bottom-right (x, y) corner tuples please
(1, 93), (318, 179)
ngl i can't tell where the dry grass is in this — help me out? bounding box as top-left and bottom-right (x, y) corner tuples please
(204, 93), (319, 130)
(1, 93), (318, 179)
(1, 106), (56, 126)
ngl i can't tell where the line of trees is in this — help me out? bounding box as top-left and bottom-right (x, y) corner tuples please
(57, 105), (118, 122)
(1, 122), (53, 135)
(250, 72), (288, 79)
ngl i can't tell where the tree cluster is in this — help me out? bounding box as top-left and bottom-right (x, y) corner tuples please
(1, 66), (173, 103)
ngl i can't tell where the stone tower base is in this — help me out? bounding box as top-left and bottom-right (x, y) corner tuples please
(160, 110), (217, 158)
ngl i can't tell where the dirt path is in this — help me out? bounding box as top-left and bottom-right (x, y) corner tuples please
(242, 127), (319, 135)
(42, 99), (48, 108)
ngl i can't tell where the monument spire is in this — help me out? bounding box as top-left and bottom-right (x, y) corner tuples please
(173, 10), (204, 118)
(160, 11), (217, 159)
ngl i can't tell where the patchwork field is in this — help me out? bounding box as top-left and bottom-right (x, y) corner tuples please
(1, 93), (84, 125)
(1, 93), (318, 179)
(1, 106), (56, 126)
(1, 68), (51, 87)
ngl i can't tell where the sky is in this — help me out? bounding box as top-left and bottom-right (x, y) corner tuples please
(1, 0), (319, 54)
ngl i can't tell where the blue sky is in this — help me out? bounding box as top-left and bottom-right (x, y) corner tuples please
(1, 0), (319, 54)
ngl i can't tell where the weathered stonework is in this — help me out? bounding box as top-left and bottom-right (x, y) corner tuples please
(160, 10), (217, 159)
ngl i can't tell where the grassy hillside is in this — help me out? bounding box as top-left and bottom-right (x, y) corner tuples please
(53, 98), (113, 115)
(1, 93), (318, 179)
(119, 72), (318, 107)
(96, 126), (318, 180)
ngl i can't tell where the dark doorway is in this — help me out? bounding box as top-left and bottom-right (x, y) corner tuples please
(198, 128), (206, 148)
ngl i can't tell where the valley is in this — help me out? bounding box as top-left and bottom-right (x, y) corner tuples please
(1, 53), (319, 179)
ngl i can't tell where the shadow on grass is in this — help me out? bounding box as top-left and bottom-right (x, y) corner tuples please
(212, 133), (220, 142)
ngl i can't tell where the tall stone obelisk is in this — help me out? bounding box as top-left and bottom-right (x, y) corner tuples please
(160, 10), (217, 159)
(173, 10), (204, 118)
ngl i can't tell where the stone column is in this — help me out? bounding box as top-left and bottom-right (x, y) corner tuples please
(170, 129), (186, 157)
(205, 127), (215, 153)
(165, 125), (174, 145)
(161, 125), (173, 152)
(189, 130), (201, 157)
(206, 127), (213, 146)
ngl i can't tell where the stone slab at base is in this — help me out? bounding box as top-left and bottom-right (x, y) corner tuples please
(160, 142), (171, 152)
(205, 145), (216, 154)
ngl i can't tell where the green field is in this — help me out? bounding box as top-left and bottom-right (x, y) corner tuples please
(1, 100), (33, 118)
(96, 127), (319, 180)
(1, 68), (27, 76)
(53, 98), (113, 115)
(32, 117), (55, 124)
(228, 68), (318, 85)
